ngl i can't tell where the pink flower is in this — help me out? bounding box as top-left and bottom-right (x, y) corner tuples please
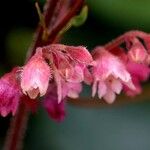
(91, 47), (135, 103)
(43, 84), (66, 122)
(65, 63), (92, 84)
(65, 63), (84, 83)
(62, 81), (82, 99)
(0, 68), (21, 117)
(21, 48), (51, 99)
(53, 69), (82, 103)
(43, 81), (81, 122)
(65, 45), (93, 64)
(124, 61), (150, 96)
(42, 44), (92, 102)
(128, 38), (148, 63)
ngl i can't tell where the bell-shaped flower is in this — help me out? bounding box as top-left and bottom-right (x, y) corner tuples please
(65, 45), (93, 64)
(42, 44), (92, 102)
(43, 44), (93, 79)
(91, 47), (135, 103)
(124, 61), (150, 96)
(128, 38), (148, 63)
(43, 84), (66, 122)
(53, 69), (82, 103)
(65, 64), (84, 83)
(21, 48), (51, 99)
(43, 80), (82, 122)
(43, 44), (93, 65)
(0, 68), (22, 117)
(62, 81), (82, 99)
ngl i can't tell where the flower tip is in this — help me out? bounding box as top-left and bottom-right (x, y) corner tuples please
(58, 98), (62, 104)
(90, 61), (97, 66)
(20, 48), (51, 99)
(103, 94), (116, 104)
(105, 99), (115, 104)
(92, 90), (96, 98)
(126, 80), (136, 91)
(1, 109), (8, 117)
(66, 46), (93, 64)
(27, 88), (40, 99)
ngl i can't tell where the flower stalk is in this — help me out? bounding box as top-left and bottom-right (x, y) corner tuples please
(3, 0), (84, 150)
(2, 0), (150, 150)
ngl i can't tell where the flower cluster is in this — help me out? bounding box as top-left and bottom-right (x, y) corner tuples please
(0, 31), (150, 121)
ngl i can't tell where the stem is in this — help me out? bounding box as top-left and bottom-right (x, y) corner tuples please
(3, 102), (29, 150)
(26, 0), (60, 59)
(3, 0), (84, 150)
(104, 30), (150, 50)
(3, 1), (59, 150)
(48, 0), (84, 43)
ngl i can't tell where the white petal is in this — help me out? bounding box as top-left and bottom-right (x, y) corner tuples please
(1, 109), (7, 117)
(123, 80), (136, 90)
(110, 79), (122, 94)
(92, 80), (97, 97)
(98, 81), (107, 99)
(27, 88), (39, 99)
(103, 89), (116, 104)
(67, 90), (79, 98)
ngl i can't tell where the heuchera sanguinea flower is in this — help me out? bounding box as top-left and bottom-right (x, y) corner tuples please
(124, 61), (150, 96)
(62, 81), (82, 99)
(91, 47), (135, 103)
(0, 38), (149, 120)
(43, 83), (66, 122)
(21, 48), (51, 99)
(0, 68), (21, 117)
(127, 38), (149, 64)
(107, 35), (150, 97)
(42, 44), (93, 102)
(43, 81), (82, 121)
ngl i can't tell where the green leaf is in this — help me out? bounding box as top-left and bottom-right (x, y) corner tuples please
(72, 5), (88, 27)
(59, 5), (88, 36)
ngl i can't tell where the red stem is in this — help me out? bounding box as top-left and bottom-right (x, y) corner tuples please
(3, 0), (84, 150)
(47, 0), (84, 43)
(3, 102), (29, 150)
(26, 0), (60, 59)
(104, 30), (150, 50)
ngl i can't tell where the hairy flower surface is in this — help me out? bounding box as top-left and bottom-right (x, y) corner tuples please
(62, 81), (82, 98)
(91, 47), (135, 103)
(42, 44), (92, 102)
(105, 35), (150, 96)
(0, 68), (21, 117)
(21, 48), (51, 99)
(53, 68), (82, 103)
(43, 81), (81, 121)
(127, 38), (148, 64)
(124, 61), (150, 96)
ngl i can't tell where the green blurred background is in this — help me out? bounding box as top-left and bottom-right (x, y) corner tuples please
(0, 0), (150, 150)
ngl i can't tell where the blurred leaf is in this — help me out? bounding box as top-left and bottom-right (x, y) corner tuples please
(6, 28), (33, 65)
(86, 0), (150, 30)
(59, 5), (88, 37)
(72, 5), (88, 27)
